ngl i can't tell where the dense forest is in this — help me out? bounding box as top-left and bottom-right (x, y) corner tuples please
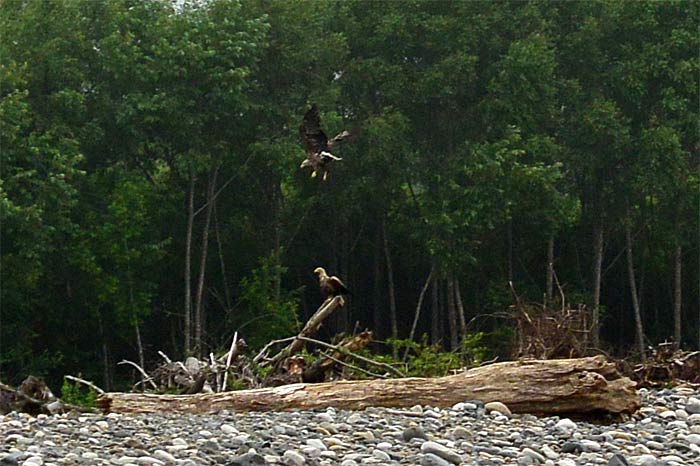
(1, 0), (698, 391)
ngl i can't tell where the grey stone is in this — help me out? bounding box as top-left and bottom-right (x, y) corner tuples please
(421, 453), (453, 466)
(420, 441), (462, 465)
(608, 454), (630, 466)
(226, 451), (266, 466)
(402, 426), (428, 441)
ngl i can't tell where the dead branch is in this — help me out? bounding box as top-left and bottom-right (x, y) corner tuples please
(264, 296), (345, 367)
(296, 335), (404, 378)
(64, 375), (105, 396)
(117, 360), (158, 390)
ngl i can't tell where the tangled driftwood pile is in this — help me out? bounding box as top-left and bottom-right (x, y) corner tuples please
(628, 342), (700, 388)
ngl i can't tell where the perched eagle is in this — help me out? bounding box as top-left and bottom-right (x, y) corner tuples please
(313, 267), (350, 299)
(299, 104), (351, 181)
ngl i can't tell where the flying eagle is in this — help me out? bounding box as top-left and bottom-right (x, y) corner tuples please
(313, 267), (350, 299)
(299, 104), (351, 181)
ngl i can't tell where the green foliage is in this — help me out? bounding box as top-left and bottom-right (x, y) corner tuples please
(231, 250), (302, 349)
(60, 378), (97, 408)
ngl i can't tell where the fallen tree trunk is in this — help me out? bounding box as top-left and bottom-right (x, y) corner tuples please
(98, 356), (640, 416)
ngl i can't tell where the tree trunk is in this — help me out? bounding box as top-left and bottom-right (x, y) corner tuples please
(98, 356), (640, 416)
(272, 182), (282, 303)
(405, 266), (435, 360)
(184, 174), (196, 356)
(194, 165), (219, 356)
(454, 276), (467, 337)
(446, 273), (458, 350)
(592, 225), (604, 349)
(507, 220), (514, 283)
(382, 219), (398, 346)
(98, 315), (112, 391)
(674, 242), (682, 349)
(373, 226), (383, 339)
(431, 270), (440, 346)
(213, 203), (231, 310)
(546, 236), (554, 306)
(625, 219), (645, 360)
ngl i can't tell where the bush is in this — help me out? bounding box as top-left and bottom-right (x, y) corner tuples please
(60, 378), (97, 408)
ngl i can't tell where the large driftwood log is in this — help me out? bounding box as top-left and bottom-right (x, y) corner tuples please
(98, 356), (640, 416)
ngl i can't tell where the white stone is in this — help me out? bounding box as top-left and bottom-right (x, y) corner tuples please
(686, 397), (700, 414)
(307, 438), (327, 450)
(220, 423), (238, 434)
(315, 412), (334, 423)
(376, 442), (392, 451)
(627, 454), (659, 466)
(580, 439), (601, 452)
(372, 449), (391, 461)
(541, 445), (559, 459)
(484, 401), (511, 416)
(152, 450), (177, 464)
(136, 457), (164, 466)
(283, 449), (306, 466)
(554, 418), (577, 433)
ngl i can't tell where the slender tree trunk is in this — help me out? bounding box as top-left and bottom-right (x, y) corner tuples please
(447, 273), (458, 350)
(382, 219), (398, 347)
(674, 242), (682, 349)
(546, 236), (554, 306)
(129, 284), (146, 392)
(184, 174), (195, 356)
(213, 204), (231, 310)
(98, 315), (111, 391)
(405, 265), (435, 360)
(625, 219), (645, 360)
(592, 225), (604, 349)
(373, 226), (383, 339)
(431, 267), (440, 346)
(338, 222), (351, 333)
(455, 276), (467, 337)
(194, 165), (219, 357)
(272, 182), (282, 303)
(507, 220), (514, 283)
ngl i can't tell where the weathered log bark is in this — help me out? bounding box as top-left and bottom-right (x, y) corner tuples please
(97, 356), (640, 416)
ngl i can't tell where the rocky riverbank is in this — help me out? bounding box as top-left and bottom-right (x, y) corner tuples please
(1, 387), (698, 466)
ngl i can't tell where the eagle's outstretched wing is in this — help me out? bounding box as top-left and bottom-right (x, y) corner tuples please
(299, 104), (329, 155)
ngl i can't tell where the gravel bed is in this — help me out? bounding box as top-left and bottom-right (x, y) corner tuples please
(2, 387), (699, 466)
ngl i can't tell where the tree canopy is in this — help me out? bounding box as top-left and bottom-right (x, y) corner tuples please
(1, 0), (698, 389)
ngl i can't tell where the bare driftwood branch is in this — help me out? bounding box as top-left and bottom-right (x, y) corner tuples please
(222, 331), (238, 392)
(296, 335), (404, 378)
(98, 356), (640, 416)
(264, 296), (345, 367)
(302, 331), (377, 382)
(64, 375), (105, 396)
(117, 360), (158, 390)
(253, 336), (296, 364)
